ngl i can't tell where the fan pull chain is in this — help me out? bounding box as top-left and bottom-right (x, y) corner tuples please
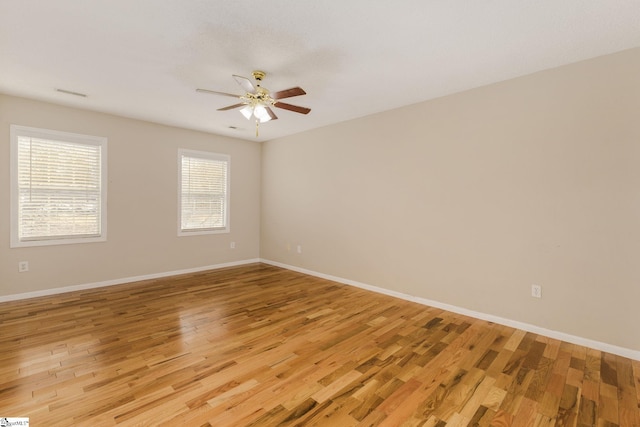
(255, 119), (259, 137)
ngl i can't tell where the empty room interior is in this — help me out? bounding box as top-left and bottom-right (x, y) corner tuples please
(1, 2), (639, 426)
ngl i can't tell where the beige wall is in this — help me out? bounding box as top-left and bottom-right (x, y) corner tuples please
(261, 48), (640, 351)
(1, 95), (261, 297)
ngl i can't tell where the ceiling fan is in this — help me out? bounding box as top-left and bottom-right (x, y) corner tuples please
(197, 70), (311, 136)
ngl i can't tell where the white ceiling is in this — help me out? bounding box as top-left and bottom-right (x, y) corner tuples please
(1, 1), (639, 142)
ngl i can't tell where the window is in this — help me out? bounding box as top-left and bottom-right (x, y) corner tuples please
(10, 125), (107, 247)
(178, 149), (230, 235)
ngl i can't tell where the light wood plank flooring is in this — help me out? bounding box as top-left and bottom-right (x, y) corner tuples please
(0, 263), (638, 426)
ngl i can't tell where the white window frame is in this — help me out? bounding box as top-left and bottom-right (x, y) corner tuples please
(10, 125), (108, 248)
(178, 149), (230, 236)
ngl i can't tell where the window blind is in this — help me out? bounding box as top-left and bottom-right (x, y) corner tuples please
(180, 152), (229, 232)
(17, 135), (103, 241)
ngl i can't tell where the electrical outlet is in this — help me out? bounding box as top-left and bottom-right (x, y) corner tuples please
(230, 241), (236, 249)
(296, 245), (302, 254)
(531, 284), (542, 298)
(19, 261), (29, 272)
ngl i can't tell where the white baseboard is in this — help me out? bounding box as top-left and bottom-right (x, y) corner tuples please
(261, 259), (640, 361)
(0, 258), (261, 303)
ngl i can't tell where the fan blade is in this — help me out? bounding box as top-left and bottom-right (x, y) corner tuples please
(274, 101), (311, 115)
(196, 88), (240, 98)
(217, 103), (245, 111)
(233, 75), (256, 94)
(266, 107), (278, 121)
(271, 87), (306, 100)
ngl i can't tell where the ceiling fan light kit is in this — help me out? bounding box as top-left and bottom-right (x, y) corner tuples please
(197, 70), (310, 137)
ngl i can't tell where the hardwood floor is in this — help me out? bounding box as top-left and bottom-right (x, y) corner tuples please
(0, 263), (638, 426)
